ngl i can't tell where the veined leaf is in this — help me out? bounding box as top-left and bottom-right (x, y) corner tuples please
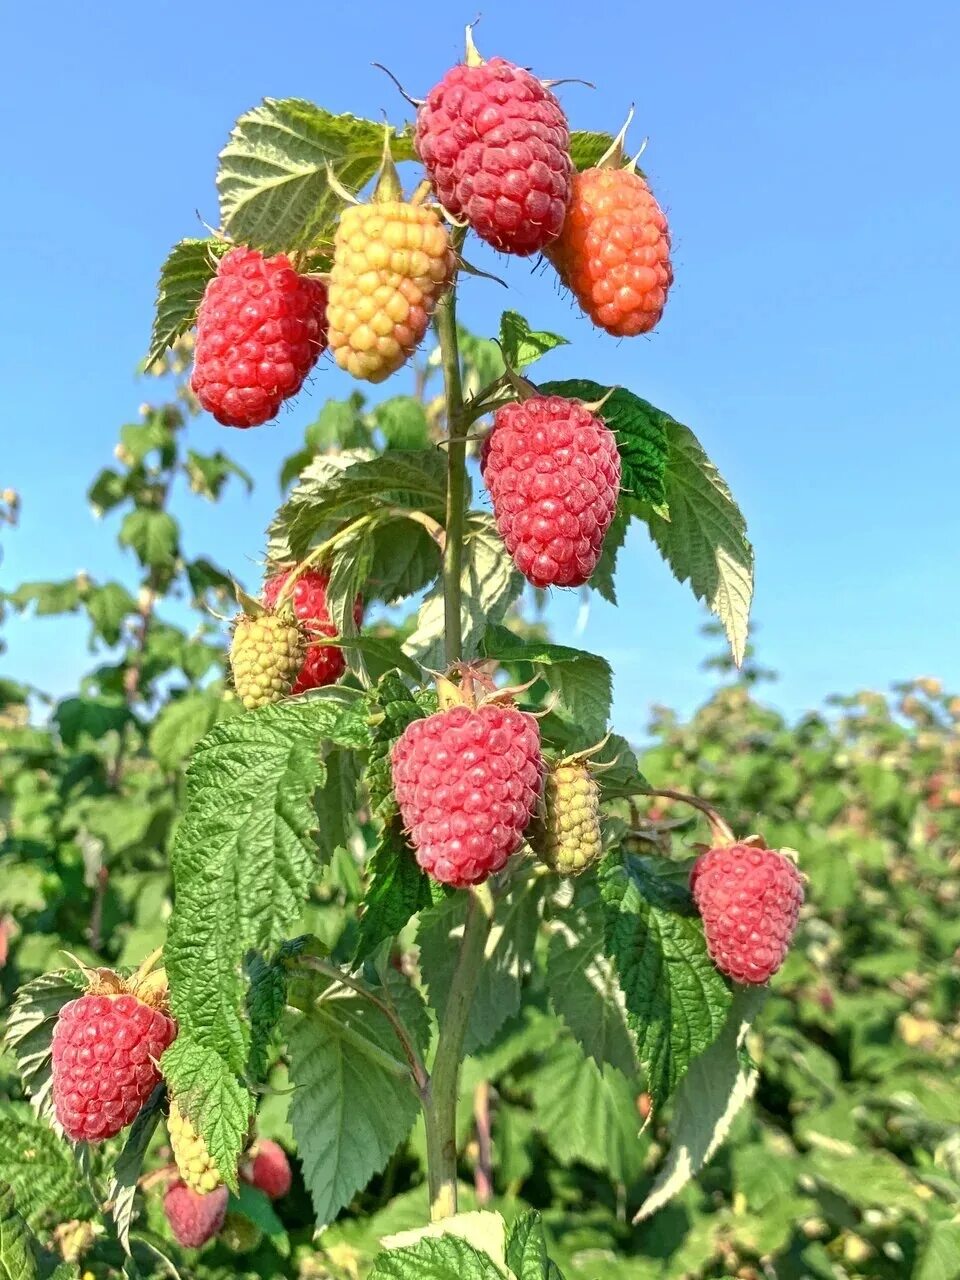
(569, 131), (616, 171)
(146, 238), (229, 366)
(499, 311), (568, 373)
(370, 1234), (507, 1280)
(355, 818), (434, 964)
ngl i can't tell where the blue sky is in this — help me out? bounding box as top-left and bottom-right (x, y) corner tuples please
(2, 0), (958, 739)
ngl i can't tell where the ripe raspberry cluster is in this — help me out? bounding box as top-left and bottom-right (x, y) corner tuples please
(191, 249), (328, 428)
(51, 992), (176, 1141)
(416, 57), (572, 256)
(691, 843), (805, 984)
(482, 394), (621, 588)
(392, 702), (543, 886)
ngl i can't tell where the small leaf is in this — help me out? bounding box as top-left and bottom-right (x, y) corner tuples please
(505, 1210), (552, 1279)
(218, 100), (416, 252)
(569, 131), (616, 171)
(499, 311), (568, 372)
(355, 819), (434, 964)
(118, 510), (179, 570)
(601, 851), (732, 1108)
(375, 397), (431, 450)
(633, 986), (767, 1221)
(227, 1183), (290, 1256)
(148, 692), (230, 772)
(146, 238), (228, 366)
(85, 582), (137, 646)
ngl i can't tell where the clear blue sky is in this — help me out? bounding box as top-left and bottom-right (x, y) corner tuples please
(2, 0), (958, 739)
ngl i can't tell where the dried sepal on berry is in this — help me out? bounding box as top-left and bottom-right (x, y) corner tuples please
(547, 113), (673, 337)
(415, 25), (573, 256)
(326, 134), (456, 383)
(391, 666), (544, 887)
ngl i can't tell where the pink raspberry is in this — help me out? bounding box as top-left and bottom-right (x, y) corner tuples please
(262, 569), (362, 693)
(691, 843), (805, 984)
(481, 395), (621, 588)
(391, 703), (543, 887)
(416, 58), (572, 256)
(191, 248), (328, 428)
(51, 993), (177, 1142)
(241, 1139), (292, 1199)
(163, 1181), (228, 1249)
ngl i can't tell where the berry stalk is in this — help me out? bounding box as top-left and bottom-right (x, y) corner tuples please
(435, 251), (467, 667)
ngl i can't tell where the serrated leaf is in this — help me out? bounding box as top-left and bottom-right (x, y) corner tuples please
(539, 380), (669, 507)
(375, 398), (431, 451)
(148, 692), (229, 772)
(528, 1039), (643, 1186)
(217, 100), (416, 252)
(108, 1086), (165, 1252)
(118, 510), (179, 570)
(0, 1106), (92, 1230)
(286, 985), (420, 1227)
(356, 819), (433, 963)
(146, 239), (227, 365)
(499, 312), (568, 373)
(569, 131), (616, 171)
(3, 972), (85, 1124)
(601, 852), (731, 1108)
(0, 1182), (38, 1280)
(634, 986), (767, 1221)
(406, 516), (522, 669)
(505, 1211), (552, 1279)
(546, 916), (636, 1079)
(244, 953), (288, 1083)
(479, 625), (612, 739)
(419, 885), (541, 1054)
(644, 418), (753, 665)
(85, 582), (137, 646)
(159, 1039), (254, 1192)
(370, 1234), (507, 1280)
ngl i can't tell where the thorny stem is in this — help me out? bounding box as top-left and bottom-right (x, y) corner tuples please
(295, 955), (429, 1094)
(423, 884), (494, 1220)
(640, 786), (736, 846)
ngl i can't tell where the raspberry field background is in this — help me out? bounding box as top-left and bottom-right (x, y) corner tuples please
(1, 357), (958, 1277)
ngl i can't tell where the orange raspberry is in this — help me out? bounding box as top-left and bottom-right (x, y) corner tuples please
(327, 201), (456, 383)
(548, 167), (672, 337)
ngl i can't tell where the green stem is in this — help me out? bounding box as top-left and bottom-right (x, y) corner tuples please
(435, 284), (467, 667)
(423, 884), (494, 1220)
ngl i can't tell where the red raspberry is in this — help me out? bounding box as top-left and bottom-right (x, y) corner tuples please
(51, 993), (176, 1141)
(163, 1181), (228, 1249)
(481, 395), (621, 588)
(690, 844), (805, 985)
(262, 569), (362, 693)
(241, 1139), (292, 1199)
(191, 248), (328, 428)
(548, 167), (673, 336)
(391, 703), (543, 887)
(416, 58), (571, 256)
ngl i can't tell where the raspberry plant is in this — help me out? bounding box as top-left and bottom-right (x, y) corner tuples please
(24, 25), (960, 1280)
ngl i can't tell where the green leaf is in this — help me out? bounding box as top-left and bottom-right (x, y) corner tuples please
(479, 624), (612, 739)
(588, 505), (630, 606)
(184, 450), (254, 500)
(5, 580), (82, 617)
(159, 1039), (254, 1192)
(916, 1221), (960, 1280)
(539, 380), (669, 507)
(0, 1182), (39, 1280)
(499, 312), (568, 372)
(218, 100), (416, 252)
(3, 972), (85, 1123)
(601, 851), (731, 1108)
(85, 582), (137, 645)
(244, 953), (288, 1083)
(355, 819), (434, 964)
(370, 1235), (507, 1280)
(420, 884), (541, 1054)
(165, 696), (346, 1075)
(286, 982), (420, 1227)
(505, 1211), (553, 1280)
(149, 692), (232, 771)
(569, 131), (616, 171)
(366, 672), (436, 820)
(406, 516), (522, 669)
(332, 636), (423, 684)
(644, 418), (753, 665)
(634, 986), (767, 1221)
(313, 746), (361, 860)
(146, 238), (227, 366)
(108, 1086), (165, 1252)
(118, 509), (179, 569)
(227, 1183), (290, 1256)
(546, 909), (636, 1079)
(528, 1039), (644, 1185)
(55, 695), (130, 747)
(375, 398), (431, 450)
(0, 1105), (92, 1229)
